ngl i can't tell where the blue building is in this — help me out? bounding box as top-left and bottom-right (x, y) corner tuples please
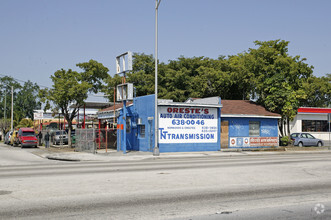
(97, 96), (281, 153)
(116, 95), (222, 153)
(220, 100), (281, 148)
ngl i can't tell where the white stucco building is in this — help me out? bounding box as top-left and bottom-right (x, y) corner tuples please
(290, 107), (331, 144)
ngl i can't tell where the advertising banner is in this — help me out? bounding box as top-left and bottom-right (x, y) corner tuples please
(249, 137), (278, 147)
(229, 137), (278, 147)
(158, 106), (218, 143)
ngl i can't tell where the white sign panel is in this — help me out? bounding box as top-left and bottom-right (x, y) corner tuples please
(158, 106), (218, 143)
(34, 112), (43, 120)
(230, 138), (237, 147)
(117, 83), (133, 101)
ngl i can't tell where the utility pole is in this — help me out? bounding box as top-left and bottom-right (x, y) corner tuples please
(154, 0), (161, 156)
(11, 86), (13, 131)
(4, 89), (6, 122)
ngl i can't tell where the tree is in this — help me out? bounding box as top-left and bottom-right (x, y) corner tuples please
(16, 118), (34, 128)
(103, 41), (321, 137)
(0, 76), (22, 130)
(243, 40), (314, 136)
(15, 81), (41, 120)
(0, 119), (10, 140)
(302, 74), (331, 107)
(40, 60), (109, 147)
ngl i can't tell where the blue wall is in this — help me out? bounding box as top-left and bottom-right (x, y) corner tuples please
(117, 95), (155, 152)
(117, 95), (221, 152)
(222, 117), (279, 148)
(133, 95), (155, 152)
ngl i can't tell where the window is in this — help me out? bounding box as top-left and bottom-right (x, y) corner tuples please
(126, 117), (131, 133)
(307, 134), (315, 139)
(139, 125), (145, 138)
(22, 132), (36, 137)
(302, 120), (329, 132)
(249, 121), (260, 136)
(300, 133), (307, 138)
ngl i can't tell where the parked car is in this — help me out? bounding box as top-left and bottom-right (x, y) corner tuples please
(16, 128), (38, 148)
(4, 131), (12, 144)
(290, 133), (324, 147)
(51, 130), (68, 145)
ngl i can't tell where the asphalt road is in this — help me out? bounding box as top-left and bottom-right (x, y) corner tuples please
(0, 144), (331, 219)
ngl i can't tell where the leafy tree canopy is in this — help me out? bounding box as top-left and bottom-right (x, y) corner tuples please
(103, 40), (329, 137)
(40, 60), (109, 147)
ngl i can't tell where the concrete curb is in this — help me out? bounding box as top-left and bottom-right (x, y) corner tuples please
(46, 155), (80, 162)
(39, 149), (331, 162)
(28, 144), (331, 162)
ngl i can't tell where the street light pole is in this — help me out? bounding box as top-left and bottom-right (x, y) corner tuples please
(154, 0), (161, 156)
(11, 86), (13, 131)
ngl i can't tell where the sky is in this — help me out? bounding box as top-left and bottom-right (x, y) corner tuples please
(0, 0), (330, 89)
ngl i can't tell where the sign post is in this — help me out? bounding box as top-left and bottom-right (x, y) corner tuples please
(116, 52), (133, 154)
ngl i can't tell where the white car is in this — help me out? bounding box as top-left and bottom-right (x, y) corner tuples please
(4, 131), (13, 145)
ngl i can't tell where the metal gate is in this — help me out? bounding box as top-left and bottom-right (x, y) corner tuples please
(75, 128), (117, 153)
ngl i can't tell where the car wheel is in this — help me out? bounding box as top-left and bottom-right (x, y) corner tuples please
(298, 142), (303, 147)
(317, 142), (322, 147)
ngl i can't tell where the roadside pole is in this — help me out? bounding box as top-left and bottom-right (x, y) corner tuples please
(153, 0), (161, 156)
(11, 86), (13, 131)
(328, 113), (331, 149)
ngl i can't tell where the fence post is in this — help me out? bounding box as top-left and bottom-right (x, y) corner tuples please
(106, 126), (108, 153)
(98, 120), (101, 150)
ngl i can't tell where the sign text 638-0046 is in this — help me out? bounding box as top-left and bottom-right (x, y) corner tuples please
(158, 106), (218, 144)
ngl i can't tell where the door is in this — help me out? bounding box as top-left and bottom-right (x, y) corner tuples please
(221, 120), (229, 149)
(306, 133), (317, 146)
(148, 119), (153, 151)
(300, 133), (308, 146)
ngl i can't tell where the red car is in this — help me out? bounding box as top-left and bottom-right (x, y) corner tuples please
(16, 128), (38, 148)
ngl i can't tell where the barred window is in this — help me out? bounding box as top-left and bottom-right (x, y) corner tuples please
(302, 120), (329, 132)
(249, 121), (260, 136)
(139, 125), (145, 138)
(126, 117), (131, 133)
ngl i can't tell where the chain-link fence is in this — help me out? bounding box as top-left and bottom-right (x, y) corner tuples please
(75, 129), (96, 153)
(75, 128), (117, 153)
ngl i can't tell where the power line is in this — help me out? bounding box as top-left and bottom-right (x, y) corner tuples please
(0, 73), (51, 89)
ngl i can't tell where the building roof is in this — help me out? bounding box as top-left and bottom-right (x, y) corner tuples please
(221, 100), (281, 118)
(69, 101), (112, 109)
(98, 101), (133, 113)
(298, 107), (331, 114)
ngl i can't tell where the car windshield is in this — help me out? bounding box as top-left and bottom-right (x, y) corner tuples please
(22, 131), (36, 136)
(56, 131), (67, 135)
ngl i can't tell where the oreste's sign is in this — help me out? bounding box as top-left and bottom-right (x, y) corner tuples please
(158, 106), (218, 143)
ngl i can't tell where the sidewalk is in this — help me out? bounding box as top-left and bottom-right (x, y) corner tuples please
(33, 145), (331, 162)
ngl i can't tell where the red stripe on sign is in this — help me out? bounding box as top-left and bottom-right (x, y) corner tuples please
(298, 108), (331, 114)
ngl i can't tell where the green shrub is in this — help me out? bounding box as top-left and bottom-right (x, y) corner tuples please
(280, 136), (289, 146)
